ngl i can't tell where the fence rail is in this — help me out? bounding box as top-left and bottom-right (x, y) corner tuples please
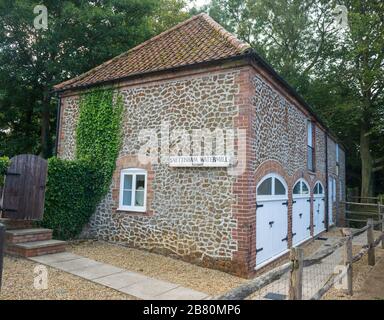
(342, 200), (384, 230)
(218, 217), (384, 300)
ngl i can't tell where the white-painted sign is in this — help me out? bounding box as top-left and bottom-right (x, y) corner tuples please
(169, 156), (231, 167)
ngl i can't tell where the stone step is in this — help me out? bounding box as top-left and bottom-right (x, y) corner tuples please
(6, 228), (53, 244)
(6, 239), (66, 258)
(0, 219), (33, 230)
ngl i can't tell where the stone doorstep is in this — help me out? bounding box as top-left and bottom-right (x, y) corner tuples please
(6, 228), (53, 244)
(6, 240), (66, 258)
(11, 239), (65, 249)
(6, 228), (53, 236)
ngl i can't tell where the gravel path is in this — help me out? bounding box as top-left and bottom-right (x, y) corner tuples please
(68, 241), (247, 296)
(0, 255), (135, 300)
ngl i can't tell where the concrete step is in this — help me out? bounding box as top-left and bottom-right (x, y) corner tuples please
(6, 228), (53, 244)
(6, 239), (66, 258)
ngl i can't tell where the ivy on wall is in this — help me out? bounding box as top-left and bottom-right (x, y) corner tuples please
(0, 156), (10, 187)
(76, 89), (123, 193)
(42, 89), (123, 240)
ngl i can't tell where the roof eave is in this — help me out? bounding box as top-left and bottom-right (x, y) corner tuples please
(52, 52), (252, 94)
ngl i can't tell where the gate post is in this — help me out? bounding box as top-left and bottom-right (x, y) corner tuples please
(367, 218), (375, 266)
(0, 223), (5, 292)
(343, 232), (353, 296)
(288, 247), (303, 300)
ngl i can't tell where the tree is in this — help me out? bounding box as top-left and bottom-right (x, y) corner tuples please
(207, 0), (384, 196)
(328, 0), (384, 197)
(0, 0), (189, 158)
(207, 0), (339, 94)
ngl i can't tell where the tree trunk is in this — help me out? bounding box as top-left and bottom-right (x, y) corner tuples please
(360, 126), (373, 199)
(40, 92), (51, 159)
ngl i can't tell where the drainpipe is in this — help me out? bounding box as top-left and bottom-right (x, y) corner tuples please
(54, 94), (62, 157)
(325, 132), (329, 231)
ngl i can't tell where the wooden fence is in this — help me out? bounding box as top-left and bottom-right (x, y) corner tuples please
(343, 200), (384, 229)
(218, 218), (384, 300)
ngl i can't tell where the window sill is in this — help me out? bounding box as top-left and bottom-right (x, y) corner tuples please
(116, 208), (147, 214)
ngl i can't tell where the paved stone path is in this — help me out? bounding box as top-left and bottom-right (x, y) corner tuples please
(254, 231), (368, 300)
(30, 252), (210, 300)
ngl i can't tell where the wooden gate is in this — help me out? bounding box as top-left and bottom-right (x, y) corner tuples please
(1, 155), (48, 220)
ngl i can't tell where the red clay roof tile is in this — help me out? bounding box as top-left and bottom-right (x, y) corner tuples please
(54, 13), (250, 91)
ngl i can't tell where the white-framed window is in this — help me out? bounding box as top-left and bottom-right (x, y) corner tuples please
(118, 168), (147, 212)
(293, 179), (310, 197)
(336, 144), (340, 176)
(257, 173), (288, 201)
(336, 144), (339, 163)
(314, 181), (324, 195)
(307, 121), (315, 172)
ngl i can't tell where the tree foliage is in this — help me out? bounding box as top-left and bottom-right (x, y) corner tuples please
(207, 0), (384, 196)
(0, 0), (189, 158)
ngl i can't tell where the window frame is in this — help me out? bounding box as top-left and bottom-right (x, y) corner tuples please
(293, 179), (310, 198)
(336, 144), (340, 176)
(118, 168), (147, 212)
(257, 173), (288, 202)
(314, 181), (324, 196)
(307, 121), (315, 172)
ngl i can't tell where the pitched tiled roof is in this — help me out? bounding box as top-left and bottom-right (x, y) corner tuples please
(54, 13), (251, 91)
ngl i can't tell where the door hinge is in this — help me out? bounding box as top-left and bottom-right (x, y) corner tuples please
(292, 233), (297, 237)
(282, 201), (289, 206)
(256, 204), (264, 209)
(307, 199), (311, 202)
(256, 248), (264, 253)
(292, 200), (297, 204)
(307, 226), (312, 230)
(5, 171), (20, 176)
(281, 236), (288, 242)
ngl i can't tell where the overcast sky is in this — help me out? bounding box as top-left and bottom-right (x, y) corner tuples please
(188, 0), (211, 9)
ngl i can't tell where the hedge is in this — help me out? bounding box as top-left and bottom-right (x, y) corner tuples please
(41, 157), (105, 240)
(0, 156), (10, 187)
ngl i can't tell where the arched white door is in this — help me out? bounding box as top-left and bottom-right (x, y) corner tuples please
(256, 174), (289, 267)
(313, 182), (326, 236)
(292, 179), (311, 246)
